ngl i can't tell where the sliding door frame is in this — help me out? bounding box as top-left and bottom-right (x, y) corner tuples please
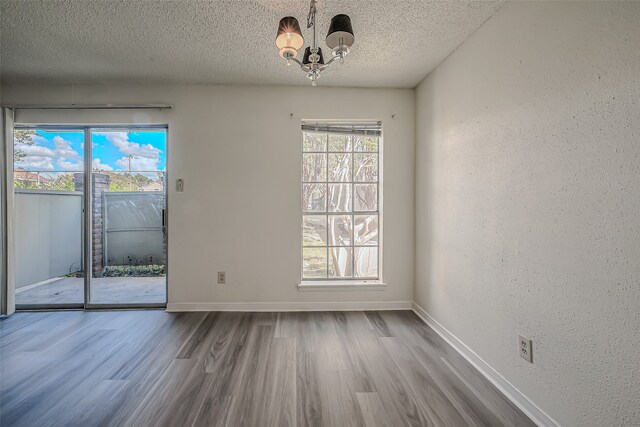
(11, 124), (168, 310)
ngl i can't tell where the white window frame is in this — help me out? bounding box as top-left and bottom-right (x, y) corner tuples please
(299, 121), (384, 289)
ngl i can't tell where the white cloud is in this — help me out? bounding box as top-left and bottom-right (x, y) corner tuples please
(92, 158), (114, 171)
(57, 160), (84, 171)
(97, 132), (161, 166)
(53, 136), (80, 161)
(15, 136), (82, 171)
(31, 135), (48, 144)
(115, 156), (159, 171)
(16, 143), (56, 158)
(16, 155), (55, 170)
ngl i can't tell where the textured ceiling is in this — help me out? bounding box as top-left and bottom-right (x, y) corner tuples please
(0, 0), (503, 88)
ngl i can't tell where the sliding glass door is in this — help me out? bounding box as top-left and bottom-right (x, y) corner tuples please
(88, 129), (167, 306)
(13, 129), (85, 308)
(12, 126), (167, 309)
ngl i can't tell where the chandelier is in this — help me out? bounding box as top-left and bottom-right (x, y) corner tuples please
(275, 0), (354, 86)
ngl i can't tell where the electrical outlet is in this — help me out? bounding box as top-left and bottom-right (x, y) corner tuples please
(176, 179), (184, 192)
(519, 334), (533, 363)
(217, 271), (226, 284)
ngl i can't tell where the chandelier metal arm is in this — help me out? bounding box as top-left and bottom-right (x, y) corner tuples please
(289, 56), (310, 71)
(320, 55), (339, 68)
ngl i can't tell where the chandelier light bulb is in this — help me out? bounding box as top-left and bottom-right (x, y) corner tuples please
(275, 16), (304, 58)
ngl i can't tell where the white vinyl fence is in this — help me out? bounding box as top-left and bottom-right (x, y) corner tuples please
(103, 192), (165, 266)
(15, 190), (83, 288)
(15, 190), (165, 288)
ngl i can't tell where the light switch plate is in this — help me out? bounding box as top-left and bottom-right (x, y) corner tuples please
(176, 179), (184, 192)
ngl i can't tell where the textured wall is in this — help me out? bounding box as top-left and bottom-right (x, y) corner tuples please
(3, 84), (415, 307)
(415, 1), (640, 426)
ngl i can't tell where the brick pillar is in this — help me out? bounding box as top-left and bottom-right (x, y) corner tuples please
(74, 173), (111, 274)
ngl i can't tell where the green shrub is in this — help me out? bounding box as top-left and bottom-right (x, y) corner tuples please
(98, 264), (165, 277)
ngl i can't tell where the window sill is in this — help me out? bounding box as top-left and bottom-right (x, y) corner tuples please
(298, 281), (387, 291)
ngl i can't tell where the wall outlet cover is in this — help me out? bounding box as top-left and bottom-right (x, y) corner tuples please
(519, 334), (533, 363)
(217, 271), (226, 284)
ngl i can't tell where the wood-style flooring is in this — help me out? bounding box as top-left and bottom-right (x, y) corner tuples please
(0, 310), (535, 427)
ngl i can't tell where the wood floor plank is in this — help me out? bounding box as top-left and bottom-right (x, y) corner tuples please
(74, 379), (130, 427)
(295, 311), (318, 353)
(356, 392), (395, 427)
(149, 360), (212, 427)
(203, 312), (252, 376)
(0, 312), (59, 340)
(193, 313), (256, 426)
(100, 313), (208, 427)
(0, 310), (536, 427)
(354, 331), (439, 426)
(380, 336), (470, 427)
(1, 320), (122, 399)
(296, 351), (322, 427)
(3, 328), (126, 427)
(313, 311), (347, 371)
(316, 368), (367, 427)
(259, 336), (296, 427)
(122, 358), (201, 427)
(275, 311), (296, 338)
(226, 323), (275, 426)
(363, 311), (393, 338)
(194, 393), (234, 427)
(175, 311), (219, 359)
(331, 312), (377, 393)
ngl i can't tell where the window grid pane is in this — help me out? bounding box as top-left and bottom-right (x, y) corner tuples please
(302, 128), (380, 280)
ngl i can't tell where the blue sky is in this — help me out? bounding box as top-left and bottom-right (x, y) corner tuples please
(15, 130), (166, 172)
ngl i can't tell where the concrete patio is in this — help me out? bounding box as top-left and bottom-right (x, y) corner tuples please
(15, 276), (166, 305)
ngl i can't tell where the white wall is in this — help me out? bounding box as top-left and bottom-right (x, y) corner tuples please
(2, 83), (415, 308)
(415, 2), (640, 426)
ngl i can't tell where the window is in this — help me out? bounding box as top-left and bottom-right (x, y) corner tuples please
(302, 121), (381, 280)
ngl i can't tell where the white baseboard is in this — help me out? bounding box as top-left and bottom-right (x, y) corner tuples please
(166, 300), (412, 312)
(412, 303), (559, 427)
